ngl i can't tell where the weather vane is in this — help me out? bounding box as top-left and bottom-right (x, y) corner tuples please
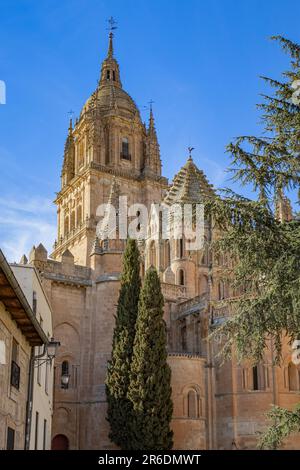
(107, 16), (118, 34)
(188, 146), (195, 157)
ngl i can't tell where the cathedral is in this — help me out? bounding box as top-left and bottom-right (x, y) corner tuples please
(23, 30), (300, 450)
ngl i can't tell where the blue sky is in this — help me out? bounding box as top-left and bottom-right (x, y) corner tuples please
(0, 0), (299, 261)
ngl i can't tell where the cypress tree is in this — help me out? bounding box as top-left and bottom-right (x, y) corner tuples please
(105, 238), (141, 449)
(127, 266), (173, 450)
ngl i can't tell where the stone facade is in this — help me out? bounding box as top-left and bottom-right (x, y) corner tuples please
(23, 30), (300, 450)
(10, 264), (54, 450)
(0, 250), (47, 450)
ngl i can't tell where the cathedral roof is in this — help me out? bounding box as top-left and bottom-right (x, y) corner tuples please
(164, 156), (214, 205)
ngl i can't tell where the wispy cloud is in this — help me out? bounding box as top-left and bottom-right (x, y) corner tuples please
(199, 156), (228, 187)
(0, 195), (56, 262)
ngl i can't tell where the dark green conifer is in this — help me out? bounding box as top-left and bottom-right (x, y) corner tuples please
(106, 239), (141, 449)
(207, 37), (300, 448)
(127, 267), (173, 450)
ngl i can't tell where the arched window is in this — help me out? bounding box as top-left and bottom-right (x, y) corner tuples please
(149, 241), (156, 267)
(252, 364), (265, 390)
(201, 240), (209, 265)
(61, 361), (69, 389)
(218, 281), (225, 300)
(32, 291), (37, 315)
(78, 140), (84, 166)
(64, 216), (69, 236)
(77, 206), (82, 226)
(178, 269), (185, 286)
(159, 211), (163, 238)
(121, 137), (130, 160)
(136, 210), (141, 233)
(106, 70), (110, 80)
(51, 434), (69, 450)
(179, 238), (184, 258)
(180, 320), (187, 351)
(70, 211), (75, 231)
(113, 70), (116, 81)
(187, 390), (198, 418)
(165, 240), (171, 267)
(288, 362), (299, 391)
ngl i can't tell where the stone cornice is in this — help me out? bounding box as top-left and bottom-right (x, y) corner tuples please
(55, 163), (168, 204)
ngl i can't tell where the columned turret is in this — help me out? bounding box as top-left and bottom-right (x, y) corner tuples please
(99, 32), (122, 88)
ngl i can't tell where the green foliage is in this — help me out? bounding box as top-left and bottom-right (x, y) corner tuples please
(207, 194), (300, 363)
(127, 267), (173, 450)
(226, 36), (300, 205)
(207, 36), (300, 447)
(105, 239), (141, 449)
(259, 404), (300, 449)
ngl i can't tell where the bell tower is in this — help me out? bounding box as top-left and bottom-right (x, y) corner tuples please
(51, 27), (168, 266)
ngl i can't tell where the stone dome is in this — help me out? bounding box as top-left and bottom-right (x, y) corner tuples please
(81, 84), (140, 119)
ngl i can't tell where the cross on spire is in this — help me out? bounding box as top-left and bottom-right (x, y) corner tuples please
(148, 99), (155, 111)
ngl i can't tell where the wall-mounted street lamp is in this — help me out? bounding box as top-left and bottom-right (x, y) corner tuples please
(24, 338), (60, 449)
(33, 338), (61, 367)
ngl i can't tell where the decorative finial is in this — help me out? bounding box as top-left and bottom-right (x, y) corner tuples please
(68, 110), (74, 134)
(107, 17), (117, 58)
(148, 100), (155, 129)
(188, 146), (195, 160)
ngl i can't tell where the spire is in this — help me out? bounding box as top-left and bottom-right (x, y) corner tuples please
(107, 32), (114, 58)
(99, 17), (121, 88)
(143, 101), (161, 177)
(62, 118), (75, 187)
(148, 100), (156, 135)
